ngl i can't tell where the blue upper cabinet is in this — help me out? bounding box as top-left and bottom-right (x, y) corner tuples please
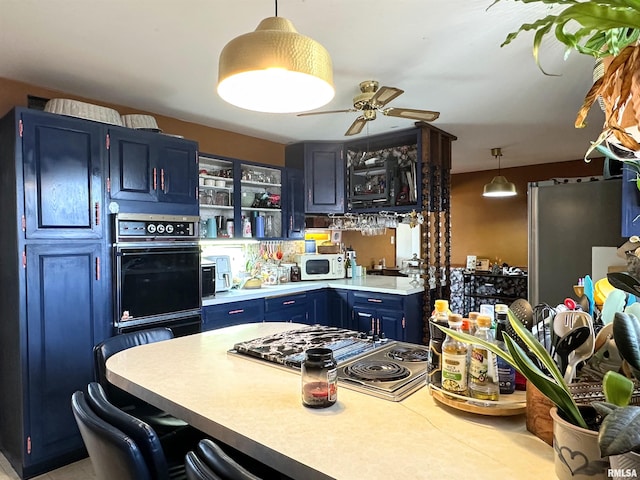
(108, 127), (198, 214)
(285, 142), (345, 214)
(21, 110), (105, 239)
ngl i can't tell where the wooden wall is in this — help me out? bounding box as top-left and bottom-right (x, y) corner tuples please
(0, 77), (285, 165)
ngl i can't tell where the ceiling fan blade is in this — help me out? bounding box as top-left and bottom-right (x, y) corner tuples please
(345, 116), (368, 136)
(382, 107), (440, 122)
(297, 109), (355, 117)
(370, 86), (404, 108)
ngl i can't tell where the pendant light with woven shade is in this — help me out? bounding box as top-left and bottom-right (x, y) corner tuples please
(217, 1), (335, 113)
(483, 147), (517, 197)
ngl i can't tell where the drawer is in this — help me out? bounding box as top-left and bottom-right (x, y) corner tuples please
(350, 291), (403, 310)
(264, 293), (308, 313)
(203, 300), (264, 330)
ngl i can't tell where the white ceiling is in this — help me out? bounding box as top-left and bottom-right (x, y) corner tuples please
(0, 0), (605, 173)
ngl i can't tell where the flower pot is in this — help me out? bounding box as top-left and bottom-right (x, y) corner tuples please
(550, 406), (609, 480)
(610, 451), (640, 475)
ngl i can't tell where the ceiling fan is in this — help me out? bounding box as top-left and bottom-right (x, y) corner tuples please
(297, 80), (440, 136)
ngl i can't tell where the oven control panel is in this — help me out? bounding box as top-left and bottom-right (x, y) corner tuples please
(114, 213), (199, 241)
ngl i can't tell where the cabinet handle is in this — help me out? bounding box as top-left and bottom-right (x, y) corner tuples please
(228, 309), (245, 315)
(96, 257), (100, 281)
(161, 168), (166, 193)
(153, 168), (157, 190)
(283, 300), (295, 305)
(367, 298), (382, 303)
(94, 202), (100, 226)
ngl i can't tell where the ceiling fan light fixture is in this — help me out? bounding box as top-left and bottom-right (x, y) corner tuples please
(482, 147), (517, 198)
(217, 16), (334, 113)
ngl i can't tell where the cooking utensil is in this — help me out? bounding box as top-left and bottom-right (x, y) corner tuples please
(584, 275), (594, 316)
(551, 310), (593, 358)
(563, 297), (577, 311)
(578, 295), (590, 312)
(600, 288), (626, 324)
(531, 303), (555, 352)
(509, 298), (534, 330)
(608, 271), (640, 296)
(563, 325), (595, 383)
(555, 326), (591, 376)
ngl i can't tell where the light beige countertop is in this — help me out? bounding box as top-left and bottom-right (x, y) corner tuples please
(106, 322), (554, 480)
(203, 276), (424, 306)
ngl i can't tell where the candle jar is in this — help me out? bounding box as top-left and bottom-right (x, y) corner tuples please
(301, 348), (337, 408)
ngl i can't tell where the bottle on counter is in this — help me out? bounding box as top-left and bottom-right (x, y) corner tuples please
(441, 316), (469, 396)
(301, 348), (337, 409)
(427, 299), (451, 388)
(468, 314), (500, 401)
(242, 216), (252, 238)
(468, 311), (480, 336)
(495, 303), (516, 394)
(345, 256), (352, 279)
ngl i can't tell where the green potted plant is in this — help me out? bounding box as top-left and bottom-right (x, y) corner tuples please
(490, 0), (640, 156)
(593, 312), (640, 470)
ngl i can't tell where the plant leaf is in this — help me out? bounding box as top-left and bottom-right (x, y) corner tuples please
(613, 311), (640, 375)
(593, 401), (619, 418)
(503, 335), (587, 428)
(603, 370), (635, 406)
(598, 405), (640, 456)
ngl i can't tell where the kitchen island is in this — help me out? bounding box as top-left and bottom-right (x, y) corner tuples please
(106, 322), (554, 480)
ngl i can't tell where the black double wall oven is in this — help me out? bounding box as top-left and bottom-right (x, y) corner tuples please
(113, 213), (202, 336)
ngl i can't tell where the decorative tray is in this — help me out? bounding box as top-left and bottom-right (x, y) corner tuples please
(429, 384), (527, 416)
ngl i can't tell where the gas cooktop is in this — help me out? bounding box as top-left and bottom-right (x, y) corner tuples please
(230, 325), (428, 401)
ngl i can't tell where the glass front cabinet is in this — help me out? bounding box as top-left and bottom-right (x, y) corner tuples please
(345, 130), (420, 212)
(199, 154), (282, 239)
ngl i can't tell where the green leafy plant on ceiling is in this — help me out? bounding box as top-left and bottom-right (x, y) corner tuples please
(489, 0), (640, 157)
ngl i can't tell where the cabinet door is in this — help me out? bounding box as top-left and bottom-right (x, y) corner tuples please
(22, 112), (104, 239)
(156, 136), (198, 205)
(307, 290), (328, 325)
(108, 128), (156, 202)
(25, 242), (109, 466)
(353, 304), (377, 334)
(304, 143), (344, 214)
(328, 289), (351, 329)
(109, 129), (198, 206)
(285, 168), (305, 238)
(378, 308), (405, 342)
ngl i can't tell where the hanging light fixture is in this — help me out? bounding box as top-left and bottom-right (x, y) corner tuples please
(482, 147), (517, 197)
(217, 1), (334, 113)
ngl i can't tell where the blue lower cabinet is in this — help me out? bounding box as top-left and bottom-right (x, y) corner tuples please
(202, 299), (264, 331)
(349, 291), (424, 344)
(264, 293), (309, 323)
(328, 289), (351, 329)
(306, 290), (328, 325)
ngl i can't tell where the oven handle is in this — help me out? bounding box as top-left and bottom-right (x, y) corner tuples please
(115, 241), (200, 249)
(117, 248), (200, 256)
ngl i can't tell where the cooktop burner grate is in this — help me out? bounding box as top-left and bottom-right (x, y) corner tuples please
(386, 346), (429, 363)
(344, 360), (410, 382)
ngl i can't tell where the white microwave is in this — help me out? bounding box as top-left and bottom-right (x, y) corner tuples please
(294, 254), (345, 280)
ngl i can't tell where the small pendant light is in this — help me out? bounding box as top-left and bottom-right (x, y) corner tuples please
(217, 0), (334, 113)
(483, 147), (517, 197)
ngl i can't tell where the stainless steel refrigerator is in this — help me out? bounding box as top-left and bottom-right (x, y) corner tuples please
(528, 178), (626, 306)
